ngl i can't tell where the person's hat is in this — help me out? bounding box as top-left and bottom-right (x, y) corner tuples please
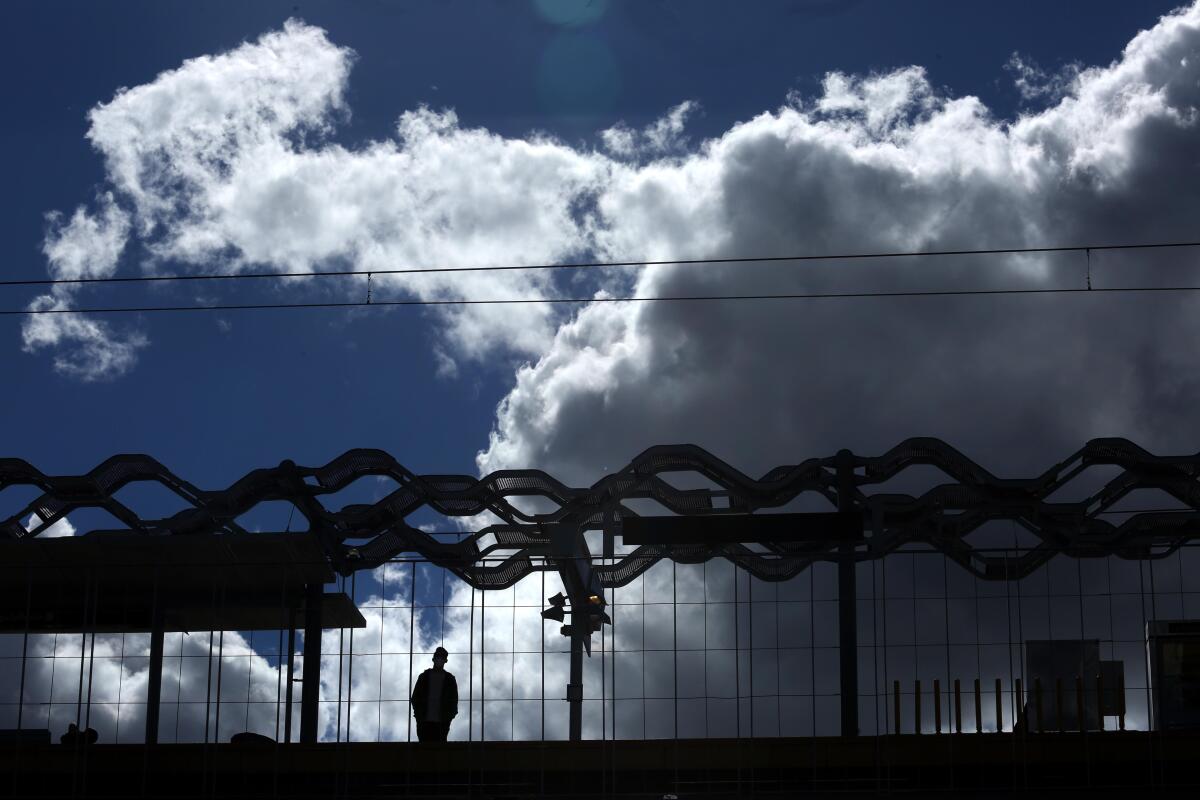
(433, 646), (449, 659)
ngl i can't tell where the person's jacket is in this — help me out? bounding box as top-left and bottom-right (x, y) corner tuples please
(411, 668), (458, 724)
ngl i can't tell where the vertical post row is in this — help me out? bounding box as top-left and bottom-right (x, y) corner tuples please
(836, 450), (858, 737)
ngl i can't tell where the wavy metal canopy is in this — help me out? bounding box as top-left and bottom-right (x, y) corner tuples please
(4, 438), (1200, 588)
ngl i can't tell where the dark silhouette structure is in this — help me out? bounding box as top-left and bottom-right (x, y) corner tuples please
(410, 646), (458, 742)
(59, 724), (97, 745)
(3, 437), (1200, 800)
(6, 438), (1200, 743)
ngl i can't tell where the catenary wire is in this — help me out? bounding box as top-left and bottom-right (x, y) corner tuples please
(7, 282), (1200, 316)
(2, 240), (1198, 289)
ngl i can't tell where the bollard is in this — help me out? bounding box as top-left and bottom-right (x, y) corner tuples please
(1117, 673), (1125, 731)
(1076, 676), (1085, 733)
(1035, 678), (1044, 733)
(954, 679), (962, 734)
(974, 678), (982, 733)
(915, 680), (922, 735)
(995, 678), (1003, 733)
(934, 679), (942, 734)
(1015, 678), (1023, 731)
(893, 680), (901, 735)
(1056, 677), (1064, 733)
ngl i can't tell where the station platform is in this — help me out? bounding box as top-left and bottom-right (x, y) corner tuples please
(3, 732), (1198, 798)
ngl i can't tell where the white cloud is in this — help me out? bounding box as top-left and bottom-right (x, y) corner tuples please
(479, 1), (1200, 483)
(48, 25), (609, 372)
(87, 20), (353, 230)
(1006, 53), (1082, 104)
(29, 6), (1200, 409)
(21, 194), (147, 381)
(600, 124), (636, 157)
(41, 195), (130, 281)
(602, 101), (698, 157)
(22, 513), (77, 538)
(21, 296), (147, 382)
(813, 67), (937, 135)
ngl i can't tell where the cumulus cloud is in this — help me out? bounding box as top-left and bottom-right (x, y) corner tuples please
(29, 20), (609, 376)
(480, 1), (1200, 483)
(31, 7), (1200, 424)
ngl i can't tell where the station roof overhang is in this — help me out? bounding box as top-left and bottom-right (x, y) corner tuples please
(0, 531), (365, 633)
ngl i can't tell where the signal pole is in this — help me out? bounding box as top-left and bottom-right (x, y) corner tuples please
(837, 449), (859, 737)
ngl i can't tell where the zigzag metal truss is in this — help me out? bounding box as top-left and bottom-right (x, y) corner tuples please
(4, 438), (1200, 589)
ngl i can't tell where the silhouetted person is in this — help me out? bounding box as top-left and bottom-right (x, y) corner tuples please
(411, 646), (457, 742)
(60, 724), (81, 745)
(60, 723), (97, 745)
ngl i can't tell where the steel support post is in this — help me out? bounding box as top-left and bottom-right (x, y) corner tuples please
(568, 632), (584, 741)
(145, 626), (164, 744)
(299, 582), (323, 743)
(145, 581), (165, 745)
(836, 449), (859, 736)
(284, 623), (296, 744)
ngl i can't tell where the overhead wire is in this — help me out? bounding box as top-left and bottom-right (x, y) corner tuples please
(1, 239), (1197, 289)
(8, 283), (1200, 317)
(3, 239), (1200, 316)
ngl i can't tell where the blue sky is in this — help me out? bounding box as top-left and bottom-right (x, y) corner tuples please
(1, 0), (1187, 485)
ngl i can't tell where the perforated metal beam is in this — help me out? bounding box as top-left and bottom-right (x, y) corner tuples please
(5, 438), (1200, 587)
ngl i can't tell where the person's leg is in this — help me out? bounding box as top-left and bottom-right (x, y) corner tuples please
(435, 723), (449, 742)
(416, 721), (429, 742)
